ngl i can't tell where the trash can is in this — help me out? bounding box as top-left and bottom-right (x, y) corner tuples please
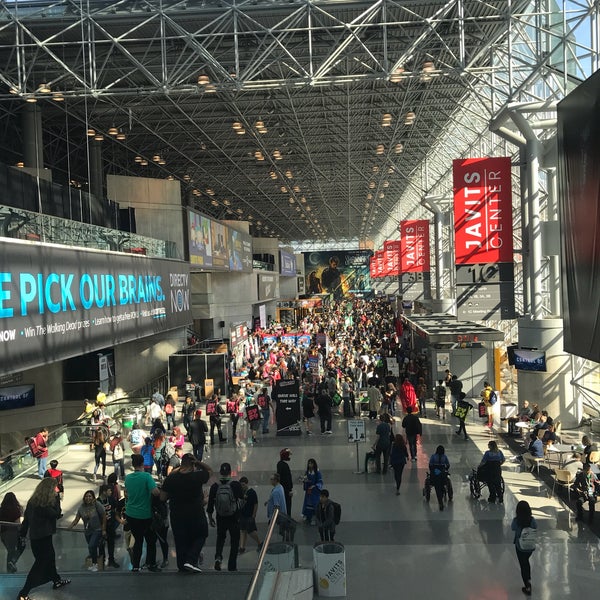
(121, 414), (136, 432)
(262, 542), (295, 572)
(313, 542), (346, 597)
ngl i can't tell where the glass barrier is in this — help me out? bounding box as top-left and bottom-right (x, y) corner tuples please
(0, 204), (177, 258)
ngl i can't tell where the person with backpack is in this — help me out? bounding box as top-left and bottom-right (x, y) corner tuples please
(481, 381), (495, 428)
(160, 453), (211, 573)
(428, 445), (451, 511)
(207, 462), (244, 572)
(188, 410), (208, 460)
(435, 380), (447, 419)
(206, 394), (227, 444)
(315, 489), (336, 542)
(454, 392), (472, 441)
(257, 387), (274, 435)
(402, 406), (422, 462)
(511, 500), (537, 596)
(226, 394), (241, 440)
(246, 398), (262, 444)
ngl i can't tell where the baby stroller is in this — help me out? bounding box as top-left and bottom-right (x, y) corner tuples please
(423, 469), (453, 503)
(469, 467), (505, 499)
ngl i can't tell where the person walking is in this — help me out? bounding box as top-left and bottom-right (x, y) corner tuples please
(511, 500), (537, 595)
(92, 428), (108, 481)
(448, 375), (463, 415)
(301, 458), (323, 524)
(454, 392), (472, 440)
(481, 381), (494, 428)
(17, 478), (70, 600)
(97, 484), (120, 568)
(366, 380), (382, 420)
(206, 394), (227, 444)
(315, 387), (333, 434)
(226, 394), (241, 440)
(161, 453), (212, 573)
(390, 434), (409, 495)
(0, 492), (23, 573)
(109, 432), (126, 481)
(68, 490), (106, 572)
(257, 387), (274, 434)
(124, 453), (161, 572)
(479, 440), (505, 503)
(181, 395), (196, 433)
(188, 410), (208, 460)
(402, 406), (422, 462)
(276, 448), (293, 515)
(238, 476), (263, 554)
(207, 462), (244, 572)
(429, 445), (451, 511)
(265, 473), (287, 524)
(415, 377), (428, 417)
(33, 428), (49, 479)
(434, 380), (447, 419)
(371, 414), (392, 474)
(164, 393), (177, 431)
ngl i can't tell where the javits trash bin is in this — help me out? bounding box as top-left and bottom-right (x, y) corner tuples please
(313, 542), (346, 597)
(262, 542), (295, 572)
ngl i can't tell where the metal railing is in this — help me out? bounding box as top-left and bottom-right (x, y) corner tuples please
(245, 507), (280, 600)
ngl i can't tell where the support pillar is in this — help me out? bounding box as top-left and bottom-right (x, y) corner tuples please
(89, 139), (104, 202)
(22, 103), (44, 170)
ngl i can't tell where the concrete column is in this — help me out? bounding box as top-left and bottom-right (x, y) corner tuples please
(546, 168), (561, 316)
(22, 103), (44, 170)
(517, 318), (576, 427)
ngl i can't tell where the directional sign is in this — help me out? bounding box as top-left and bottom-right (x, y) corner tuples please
(347, 419), (366, 443)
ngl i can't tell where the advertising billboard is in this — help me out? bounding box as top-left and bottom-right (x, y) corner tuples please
(303, 250), (371, 298)
(188, 211), (213, 268)
(228, 228), (253, 273)
(279, 250), (297, 277)
(0, 384), (35, 410)
(210, 221), (229, 270)
(0, 239), (191, 374)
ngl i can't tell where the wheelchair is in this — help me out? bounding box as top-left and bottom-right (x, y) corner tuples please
(469, 467), (505, 499)
(423, 470), (453, 503)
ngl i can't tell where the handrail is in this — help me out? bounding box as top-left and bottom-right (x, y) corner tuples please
(245, 507), (280, 600)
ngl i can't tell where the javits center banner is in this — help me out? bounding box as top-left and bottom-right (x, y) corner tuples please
(453, 157), (515, 320)
(558, 70), (600, 364)
(400, 220), (431, 301)
(303, 250), (371, 299)
(0, 240), (191, 373)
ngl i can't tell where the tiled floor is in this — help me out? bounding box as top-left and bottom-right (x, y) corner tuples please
(2, 406), (600, 599)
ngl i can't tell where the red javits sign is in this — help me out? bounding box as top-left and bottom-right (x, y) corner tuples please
(400, 220), (430, 272)
(453, 157), (513, 265)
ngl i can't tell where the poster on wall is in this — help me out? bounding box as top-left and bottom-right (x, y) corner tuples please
(0, 384), (35, 411)
(0, 239), (191, 374)
(453, 157), (515, 320)
(303, 250), (371, 299)
(188, 211), (213, 268)
(280, 250), (297, 276)
(210, 221), (229, 270)
(228, 228), (253, 273)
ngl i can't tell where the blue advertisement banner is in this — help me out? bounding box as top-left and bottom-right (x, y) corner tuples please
(279, 250), (297, 276)
(0, 384), (35, 410)
(0, 239), (191, 374)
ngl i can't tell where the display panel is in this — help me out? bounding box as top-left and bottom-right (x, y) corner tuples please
(0, 384), (35, 410)
(279, 250), (297, 276)
(0, 239), (191, 373)
(188, 211), (213, 268)
(303, 250), (371, 298)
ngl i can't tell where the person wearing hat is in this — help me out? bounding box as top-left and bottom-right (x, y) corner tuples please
(160, 453), (212, 573)
(276, 448), (293, 515)
(207, 463), (244, 572)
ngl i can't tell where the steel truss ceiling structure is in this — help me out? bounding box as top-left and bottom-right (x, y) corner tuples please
(0, 0), (598, 247)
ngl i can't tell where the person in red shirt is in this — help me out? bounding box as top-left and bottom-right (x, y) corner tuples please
(34, 428), (49, 479)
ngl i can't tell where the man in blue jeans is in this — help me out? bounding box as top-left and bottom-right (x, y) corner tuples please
(34, 428), (49, 478)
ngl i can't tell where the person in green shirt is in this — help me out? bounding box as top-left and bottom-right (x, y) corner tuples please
(124, 454), (161, 572)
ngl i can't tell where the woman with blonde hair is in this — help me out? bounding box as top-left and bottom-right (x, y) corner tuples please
(17, 478), (70, 600)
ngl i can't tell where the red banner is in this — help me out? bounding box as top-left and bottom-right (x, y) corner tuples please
(383, 240), (401, 276)
(400, 220), (430, 272)
(453, 157), (513, 264)
(375, 250), (384, 277)
(369, 256), (376, 279)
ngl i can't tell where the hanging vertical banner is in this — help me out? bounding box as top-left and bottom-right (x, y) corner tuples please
(453, 157), (515, 320)
(453, 157), (513, 265)
(383, 240), (401, 277)
(400, 221), (430, 272)
(369, 256), (376, 279)
(375, 250), (384, 278)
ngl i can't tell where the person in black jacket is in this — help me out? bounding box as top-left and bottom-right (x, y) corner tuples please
(188, 410), (208, 461)
(402, 406), (423, 462)
(276, 448), (293, 515)
(18, 478), (70, 600)
(315, 389), (333, 434)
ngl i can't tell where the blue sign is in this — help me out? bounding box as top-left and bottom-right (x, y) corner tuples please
(0, 384), (35, 410)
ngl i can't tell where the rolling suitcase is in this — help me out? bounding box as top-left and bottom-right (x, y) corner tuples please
(478, 402), (486, 418)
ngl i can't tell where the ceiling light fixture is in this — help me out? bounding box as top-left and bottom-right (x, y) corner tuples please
(382, 113), (392, 126)
(87, 128), (96, 137)
(16, 161), (24, 168)
(389, 66), (405, 83)
(152, 155), (160, 162)
(285, 170), (293, 179)
(134, 156), (142, 163)
(52, 92), (64, 102)
(183, 174), (191, 181)
(140, 159), (148, 166)
(108, 126), (118, 136)
(232, 121), (242, 130)
(395, 142), (404, 153)
(197, 74), (210, 85)
(280, 186), (288, 193)
(94, 133), (104, 141)
(376, 144), (385, 155)
(404, 112), (416, 125)
(25, 96), (37, 103)
(38, 82), (51, 93)
(116, 130), (126, 140)
(269, 171), (277, 180)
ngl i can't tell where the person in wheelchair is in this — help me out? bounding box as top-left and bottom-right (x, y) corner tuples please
(478, 440), (506, 503)
(429, 445), (451, 511)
